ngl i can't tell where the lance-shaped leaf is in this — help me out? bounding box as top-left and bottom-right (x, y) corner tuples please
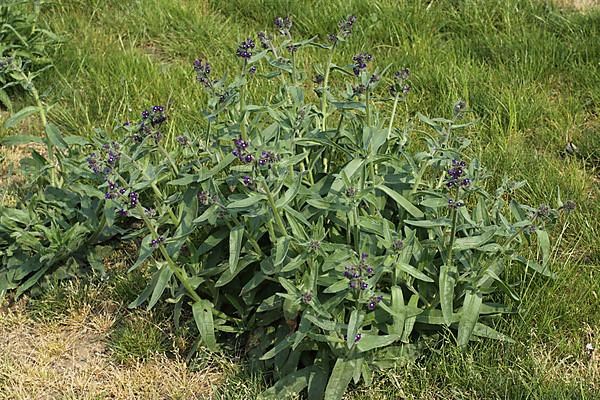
(324, 358), (356, 400)
(192, 299), (218, 351)
(229, 226), (244, 273)
(457, 291), (482, 347)
(439, 264), (457, 326)
(377, 185), (423, 218)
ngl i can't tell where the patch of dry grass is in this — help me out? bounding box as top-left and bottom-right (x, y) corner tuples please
(0, 304), (221, 400)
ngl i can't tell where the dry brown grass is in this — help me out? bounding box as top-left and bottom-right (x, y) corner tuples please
(553, 0), (600, 11)
(0, 304), (221, 400)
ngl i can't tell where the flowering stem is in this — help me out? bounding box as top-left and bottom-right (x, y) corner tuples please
(446, 189), (461, 267)
(320, 44), (336, 131)
(387, 93), (401, 140)
(262, 181), (287, 236)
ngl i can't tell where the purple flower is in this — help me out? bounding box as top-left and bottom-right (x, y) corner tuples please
(367, 301), (377, 311)
(104, 192), (113, 200)
(360, 281), (368, 290)
(242, 175), (252, 186)
(352, 53), (372, 76)
(236, 38), (255, 59)
(141, 110), (150, 119)
(354, 333), (362, 342)
(248, 65), (257, 74)
(274, 16), (292, 36)
(194, 58), (212, 88)
(117, 209), (128, 217)
(244, 154), (254, 163)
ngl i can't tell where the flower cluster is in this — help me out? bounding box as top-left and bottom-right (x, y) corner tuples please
(258, 150), (277, 167)
(131, 106), (167, 143)
(242, 175), (252, 186)
(344, 253), (374, 291)
(193, 58), (212, 88)
(236, 38), (255, 60)
(258, 31), (271, 49)
(367, 295), (383, 311)
(176, 135), (188, 146)
(453, 99), (467, 116)
(329, 15), (357, 42)
(87, 142), (121, 175)
(301, 291), (312, 304)
(352, 53), (372, 76)
(446, 160), (470, 189)
(274, 16), (292, 36)
(129, 191), (139, 208)
(232, 137), (254, 163)
(389, 67), (411, 97)
(151, 236), (165, 248)
(447, 199), (465, 209)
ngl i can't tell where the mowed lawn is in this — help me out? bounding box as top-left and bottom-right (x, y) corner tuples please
(0, 0), (599, 399)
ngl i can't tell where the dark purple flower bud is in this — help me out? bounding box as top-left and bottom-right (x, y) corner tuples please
(368, 301), (377, 311)
(393, 239), (404, 251)
(119, 188), (127, 195)
(302, 292), (312, 304)
(117, 209), (128, 217)
(361, 252), (368, 261)
(561, 200), (576, 213)
(232, 149), (240, 157)
(453, 100), (467, 116)
(366, 266), (374, 276)
(354, 333), (361, 342)
(104, 192), (113, 200)
(108, 181), (117, 190)
(244, 154), (254, 163)
(461, 178), (471, 187)
(176, 135), (188, 145)
(141, 110), (150, 119)
(248, 65), (257, 74)
(242, 175), (252, 186)
(360, 281), (368, 290)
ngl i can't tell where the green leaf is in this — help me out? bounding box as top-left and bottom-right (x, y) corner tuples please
(259, 366), (315, 400)
(276, 172), (303, 208)
(472, 323), (514, 343)
(453, 229), (496, 251)
(331, 158), (363, 193)
(0, 88), (12, 112)
(45, 123), (67, 149)
(389, 286), (405, 336)
(260, 333), (296, 360)
(0, 134), (44, 146)
(3, 106), (41, 129)
(439, 264), (457, 326)
(229, 226), (244, 273)
(457, 291), (482, 347)
(536, 229), (551, 266)
(192, 300), (218, 351)
(331, 101), (366, 111)
(396, 262), (434, 282)
(346, 309), (361, 349)
(357, 334), (400, 352)
(128, 234), (154, 272)
(376, 185), (424, 218)
(324, 278), (349, 294)
(274, 236), (289, 267)
(402, 295), (420, 343)
(324, 358), (355, 400)
(147, 263), (173, 310)
(405, 218), (451, 227)
(227, 194), (266, 209)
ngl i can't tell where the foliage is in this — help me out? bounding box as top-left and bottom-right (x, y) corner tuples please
(0, 15), (573, 400)
(0, 0), (59, 111)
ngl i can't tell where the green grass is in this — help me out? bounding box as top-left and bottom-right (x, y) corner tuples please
(8, 0), (599, 398)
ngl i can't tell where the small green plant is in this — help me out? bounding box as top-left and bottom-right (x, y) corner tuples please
(0, 0), (59, 111)
(0, 15), (575, 400)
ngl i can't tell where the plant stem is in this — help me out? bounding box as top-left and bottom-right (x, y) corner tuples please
(262, 181), (287, 236)
(387, 93), (401, 139)
(446, 189), (461, 267)
(320, 44), (336, 131)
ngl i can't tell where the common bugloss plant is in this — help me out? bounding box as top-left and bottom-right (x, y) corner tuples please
(0, 14), (575, 400)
